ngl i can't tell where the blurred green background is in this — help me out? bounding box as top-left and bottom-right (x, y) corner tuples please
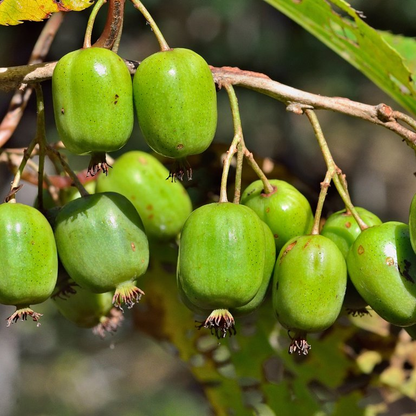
(0, 0), (416, 415)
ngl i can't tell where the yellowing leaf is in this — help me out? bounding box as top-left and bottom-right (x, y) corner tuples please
(0, 0), (94, 26)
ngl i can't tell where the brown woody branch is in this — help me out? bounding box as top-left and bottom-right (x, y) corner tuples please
(0, 61), (415, 149)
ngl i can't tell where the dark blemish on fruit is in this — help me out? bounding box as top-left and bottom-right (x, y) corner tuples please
(146, 204), (153, 211)
(148, 214), (154, 220)
(386, 257), (394, 266)
(358, 245), (365, 255)
(274, 234), (279, 239)
(131, 242), (136, 251)
(177, 144), (184, 150)
(266, 207), (270, 213)
(280, 241), (297, 264)
(398, 259), (415, 283)
(114, 94), (119, 104)
(345, 222), (351, 229)
(303, 239), (312, 249)
(61, 108), (65, 114)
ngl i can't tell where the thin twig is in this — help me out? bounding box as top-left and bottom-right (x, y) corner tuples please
(1, 64), (416, 149)
(0, 12), (64, 148)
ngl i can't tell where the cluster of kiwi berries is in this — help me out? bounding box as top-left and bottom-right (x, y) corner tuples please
(1, 12), (416, 355)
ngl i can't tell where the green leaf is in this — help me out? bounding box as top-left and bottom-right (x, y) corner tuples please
(264, 0), (416, 115)
(0, 0), (93, 26)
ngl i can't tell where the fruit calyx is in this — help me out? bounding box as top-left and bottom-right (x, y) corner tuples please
(92, 307), (124, 338)
(166, 158), (193, 182)
(346, 307), (371, 317)
(6, 307), (43, 327)
(196, 309), (236, 338)
(112, 281), (145, 310)
(288, 331), (311, 355)
(87, 152), (113, 177)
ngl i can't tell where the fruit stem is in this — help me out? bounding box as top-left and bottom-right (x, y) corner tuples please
(93, 0), (126, 51)
(33, 83), (48, 211)
(233, 140), (244, 204)
(131, 0), (170, 51)
(221, 83), (274, 202)
(305, 109), (368, 231)
(84, 0), (106, 49)
(312, 170), (332, 235)
(220, 84), (242, 203)
(46, 146), (90, 197)
(7, 85), (49, 203)
(243, 147), (274, 194)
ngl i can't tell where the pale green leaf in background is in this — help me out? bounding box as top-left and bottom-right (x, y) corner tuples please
(264, 0), (416, 115)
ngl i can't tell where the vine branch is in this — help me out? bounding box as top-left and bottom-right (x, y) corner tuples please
(0, 63), (416, 149)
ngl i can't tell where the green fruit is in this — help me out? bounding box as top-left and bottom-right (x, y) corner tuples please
(347, 222), (416, 327)
(133, 48), (217, 161)
(178, 221), (276, 319)
(0, 202), (58, 326)
(177, 202), (266, 337)
(409, 193), (416, 253)
(231, 221), (276, 317)
(52, 47), (134, 173)
(321, 207), (382, 314)
(53, 284), (114, 329)
(273, 234), (347, 354)
(240, 179), (314, 253)
(96, 151), (192, 240)
(54, 192), (149, 309)
(321, 207), (382, 258)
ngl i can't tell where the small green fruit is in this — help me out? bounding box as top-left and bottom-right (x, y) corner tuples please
(273, 234), (347, 354)
(321, 207), (382, 315)
(0, 203), (58, 326)
(133, 48), (217, 163)
(54, 192), (149, 309)
(96, 151), (192, 240)
(177, 202), (266, 336)
(347, 222), (416, 327)
(52, 47), (134, 174)
(241, 179), (314, 253)
(52, 278), (123, 336)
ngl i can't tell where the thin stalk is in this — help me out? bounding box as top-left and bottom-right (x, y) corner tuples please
(34, 84), (48, 211)
(305, 109), (368, 230)
(243, 148), (274, 194)
(220, 84), (245, 203)
(312, 171), (332, 235)
(84, 0), (106, 48)
(46, 147), (89, 197)
(0, 12), (64, 148)
(233, 141), (244, 204)
(131, 0), (170, 51)
(8, 141), (38, 203)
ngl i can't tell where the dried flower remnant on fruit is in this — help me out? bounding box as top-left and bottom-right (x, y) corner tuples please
(87, 152), (112, 176)
(92, 307), (124, 338)
(166, 158), (193, 182)
(196, 309), (236, 339)
(346, 307), (371, 317)
(6, 308), (43, 328)
(288, 332), (311, 356)
(112, 285), (145, 311)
